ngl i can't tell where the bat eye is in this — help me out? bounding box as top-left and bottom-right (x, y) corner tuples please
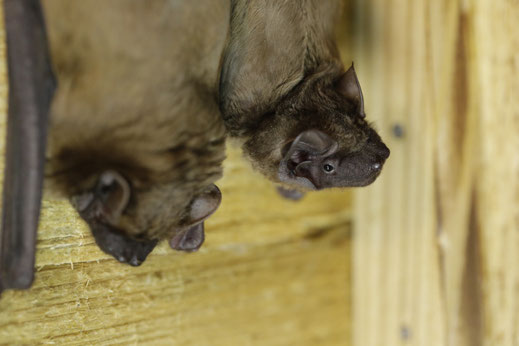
(323, 163), (335, 173)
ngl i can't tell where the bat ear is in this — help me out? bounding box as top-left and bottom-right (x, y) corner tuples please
(278, 130), (338, 190)
(187, 184), (222, 225)
(285, 130), (338, 164)
(169, 184), (221, 252)
(169, 223), (205, 252)
(72, 170), (131, 225)
(337, 63), (365, 118)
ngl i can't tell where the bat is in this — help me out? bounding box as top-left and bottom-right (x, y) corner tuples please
(219, 0), (390, 193)
(42, 0), (228, 264)
(1, 0), (229, 292)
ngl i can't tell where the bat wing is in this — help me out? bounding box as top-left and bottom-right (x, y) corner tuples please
(0, 0), (55, 293)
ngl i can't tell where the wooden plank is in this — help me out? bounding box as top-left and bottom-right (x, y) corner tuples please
(352, 0), (449, 344)
(0, 209), (351, 345)
(352, 0), (519, 345)
(472, 1), (519, 345)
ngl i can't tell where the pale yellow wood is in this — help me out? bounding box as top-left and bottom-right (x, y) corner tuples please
(472, 1), (519, 345)
(0, 3), (353, 345)
(353, 0), (519, 345)
(353, 0), (448, 344)
(0, 210), (351, 345)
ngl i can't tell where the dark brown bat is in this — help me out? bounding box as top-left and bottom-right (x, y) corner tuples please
(219, 0), (390, 192)
(1, 0), (229, 292)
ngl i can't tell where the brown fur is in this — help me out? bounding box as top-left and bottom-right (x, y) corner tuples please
(42, 0), (229, 240)
(219, 0), (389, 190)
(41, 0), (386, 246)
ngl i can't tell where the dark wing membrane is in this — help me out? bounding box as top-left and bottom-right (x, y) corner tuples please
(0, 0), (55, 292)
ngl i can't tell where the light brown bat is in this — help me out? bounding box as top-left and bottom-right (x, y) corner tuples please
(42, 0), (231, 265)
(0, 0), (230, 294)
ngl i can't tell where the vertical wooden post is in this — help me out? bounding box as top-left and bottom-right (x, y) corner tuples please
(352, 0), (519, 345)
(472, 1), (519, 345)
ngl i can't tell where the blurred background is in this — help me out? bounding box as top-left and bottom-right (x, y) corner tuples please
(341, 0), (519, 345)
(0, 0), (518, 345)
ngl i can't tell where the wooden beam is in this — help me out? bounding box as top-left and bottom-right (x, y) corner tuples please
(352, 0), (519, 344)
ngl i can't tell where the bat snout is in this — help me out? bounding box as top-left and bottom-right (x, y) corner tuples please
(372, 145), (389, 171)
(372, 162), (382, 171)
(377, 143), (390, 161)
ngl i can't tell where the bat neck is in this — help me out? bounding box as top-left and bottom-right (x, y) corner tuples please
(298, 0), (344, 71)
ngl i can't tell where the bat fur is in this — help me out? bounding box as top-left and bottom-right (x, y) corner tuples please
(41, 0), (229, 265)
(219, 0), (390, 191)
(1, 0), (389, 290)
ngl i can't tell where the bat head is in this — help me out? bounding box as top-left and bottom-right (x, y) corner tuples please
(245, 64), (390, 191)
(71, 171), (222, 264)
(278, 128), (389, 190)
(277, 65), (389, 190)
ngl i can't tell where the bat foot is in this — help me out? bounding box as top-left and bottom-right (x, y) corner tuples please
(90, 223), (158, 266)
(276, 186), (305, 201)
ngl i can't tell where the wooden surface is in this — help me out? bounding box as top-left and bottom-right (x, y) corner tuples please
(352, 0), (519, 345)
(0, 4), (353, 346)
(0, 148), (353, 345)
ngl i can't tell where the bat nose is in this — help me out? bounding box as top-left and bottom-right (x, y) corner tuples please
(378, 144), (390, 160)
(372, 144), (389, 171)
(372, 143), (389, 171)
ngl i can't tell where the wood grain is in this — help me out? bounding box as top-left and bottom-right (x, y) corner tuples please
(352, 0), (519, 345)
